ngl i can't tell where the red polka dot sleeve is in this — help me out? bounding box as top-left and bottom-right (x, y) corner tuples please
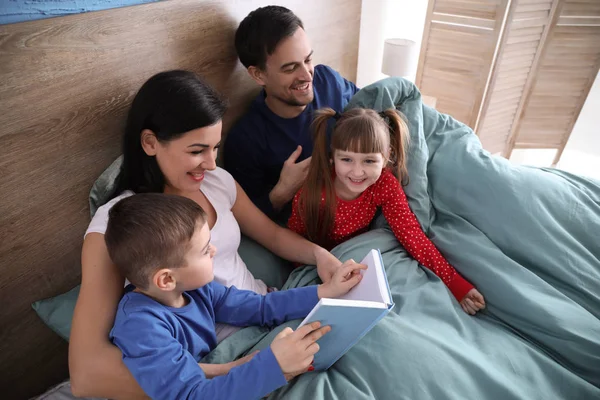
(376, 170), (474, 301)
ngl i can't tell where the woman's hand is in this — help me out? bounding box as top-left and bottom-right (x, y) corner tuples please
(313, 247), (344, 283)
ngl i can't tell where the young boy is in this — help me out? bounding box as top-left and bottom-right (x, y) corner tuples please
(106, 193), (365, 400)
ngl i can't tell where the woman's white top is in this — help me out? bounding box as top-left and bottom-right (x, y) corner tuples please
(86, 167), (267, 341)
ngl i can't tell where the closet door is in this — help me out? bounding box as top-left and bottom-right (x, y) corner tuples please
(477, 0), (562, 154)
(417, 0), (600, 162)
(506, 0), (600, 163)
(416, 0), (510, 128)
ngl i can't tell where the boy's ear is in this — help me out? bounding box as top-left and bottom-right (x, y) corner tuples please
(153, 268), (177, 291)
(141, 129), (159, 156)
(247, 66), (267, 86)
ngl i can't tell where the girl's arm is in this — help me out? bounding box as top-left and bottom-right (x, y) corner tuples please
(69, 233), (148, 399)
(377, 171), (474, 301)
(232, 182), (341, 282)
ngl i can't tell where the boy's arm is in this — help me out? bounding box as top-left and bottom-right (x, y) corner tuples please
(210, 283), (319, 327)
(111, 312), (285, 400)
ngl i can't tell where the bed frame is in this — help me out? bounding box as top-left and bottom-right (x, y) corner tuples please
(0, 0), (360, 397)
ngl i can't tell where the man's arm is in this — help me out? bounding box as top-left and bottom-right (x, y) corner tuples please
(224, 127), (278, 217)
(342, 73), (360, 98)
(315, 64), (360, 102)
(268, 146), (311, 212)
(225, 133), (309, 217)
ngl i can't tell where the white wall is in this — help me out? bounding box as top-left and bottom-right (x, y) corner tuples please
(556, 70), (600, 178)
(356, 0), (429, 88)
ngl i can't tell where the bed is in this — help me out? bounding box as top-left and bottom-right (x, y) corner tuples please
(0, 1), (360, 398)
(203, 78), (600, 399)
(2, 0), (600, 399)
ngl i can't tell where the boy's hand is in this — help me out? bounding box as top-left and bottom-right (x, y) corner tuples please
(317, 259), (366, 299)
(271, 322), (330, 379)
(460, 288), (486, 315)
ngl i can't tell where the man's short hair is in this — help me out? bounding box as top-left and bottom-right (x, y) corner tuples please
(105, 193), (206, 289)
(235, 5), (304, 70)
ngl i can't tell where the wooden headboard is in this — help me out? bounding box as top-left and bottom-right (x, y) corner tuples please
(0, 0), (360, 397)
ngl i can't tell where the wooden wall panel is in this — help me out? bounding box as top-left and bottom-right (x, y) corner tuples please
(0, 0), (361, 398)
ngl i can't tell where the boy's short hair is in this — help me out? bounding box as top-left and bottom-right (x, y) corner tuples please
(235, 5), (304, 70)
(105, 193), (207, 289)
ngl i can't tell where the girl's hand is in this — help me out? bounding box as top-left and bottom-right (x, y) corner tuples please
(460, 289), (486, 315)
(317, 259), (366, 299)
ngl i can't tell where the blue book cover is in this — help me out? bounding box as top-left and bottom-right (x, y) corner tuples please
(298, 249), (394, 370)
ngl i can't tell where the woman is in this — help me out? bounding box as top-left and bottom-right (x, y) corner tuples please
(69, 70), (345, 398)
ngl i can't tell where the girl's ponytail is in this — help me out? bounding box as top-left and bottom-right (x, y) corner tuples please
(382, 108), (410, 185)
(299, 108), (338, 245)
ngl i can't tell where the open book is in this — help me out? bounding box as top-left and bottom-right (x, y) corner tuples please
(298, 249), (394, 370)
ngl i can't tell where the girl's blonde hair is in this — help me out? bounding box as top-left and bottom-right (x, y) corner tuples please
(299, 107), (410, 245)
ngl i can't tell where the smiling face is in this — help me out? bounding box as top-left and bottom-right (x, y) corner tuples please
(332, 150), (386, 200)
(251, 27), (314, 117)
(141, 121), (222, 195)
(329, 109), (392, 200)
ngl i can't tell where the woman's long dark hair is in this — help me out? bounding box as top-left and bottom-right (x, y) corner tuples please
(116, 70), (227, 195)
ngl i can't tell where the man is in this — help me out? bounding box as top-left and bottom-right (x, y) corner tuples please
(224, 5), (359, 218)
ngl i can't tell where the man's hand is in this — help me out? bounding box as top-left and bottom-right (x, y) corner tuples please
(269, 146), (311, 210)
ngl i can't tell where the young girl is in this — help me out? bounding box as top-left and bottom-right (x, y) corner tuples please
(288, 107), (485, 315)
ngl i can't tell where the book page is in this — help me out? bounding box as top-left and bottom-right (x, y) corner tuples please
(339, 249), (387, 304)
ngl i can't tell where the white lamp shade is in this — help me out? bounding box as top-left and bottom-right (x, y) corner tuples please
(381, 38), (419, 79)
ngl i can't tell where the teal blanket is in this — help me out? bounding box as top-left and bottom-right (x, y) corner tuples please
(203, 78), (600, 399)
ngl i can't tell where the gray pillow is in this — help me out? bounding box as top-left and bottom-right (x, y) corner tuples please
(89, 155), (122, 218)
